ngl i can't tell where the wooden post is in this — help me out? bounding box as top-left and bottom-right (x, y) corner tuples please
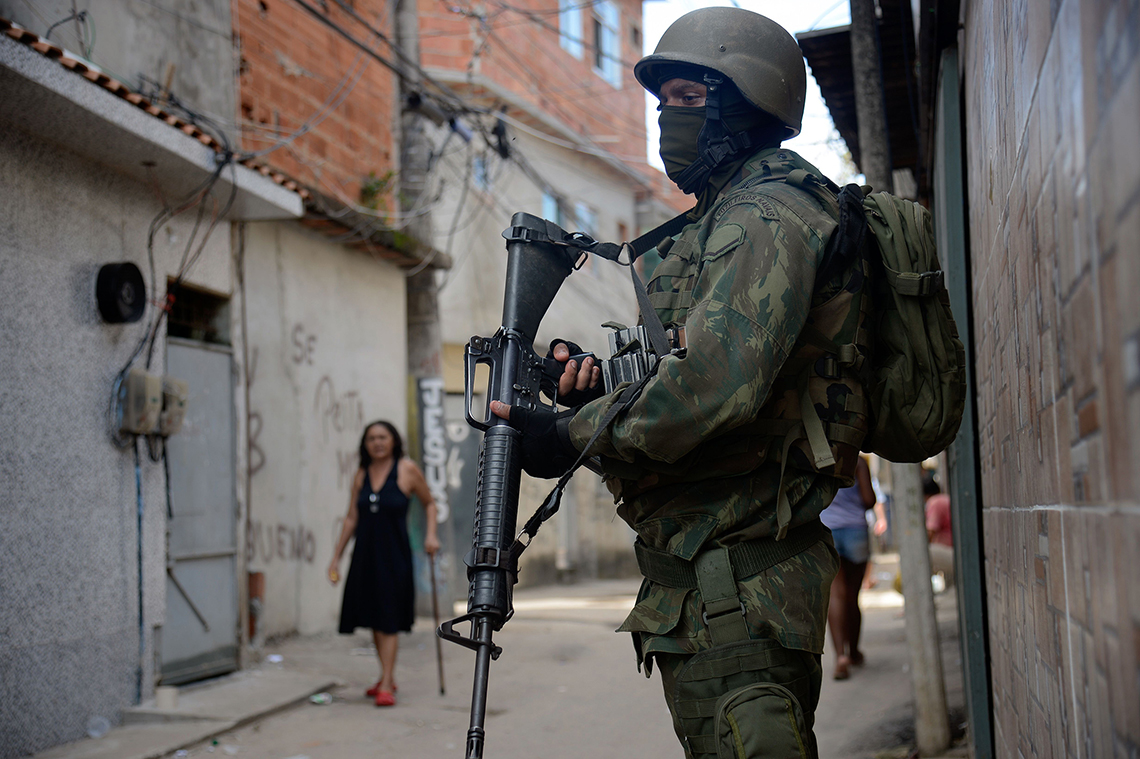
(849, 0), (894, 192)
(895, 462), (951, 755)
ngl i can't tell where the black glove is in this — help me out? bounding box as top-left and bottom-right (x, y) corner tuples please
(504, 405), (580, 479)
(540, 339), (606, 407)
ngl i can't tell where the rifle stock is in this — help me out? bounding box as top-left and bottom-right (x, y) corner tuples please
(438, 213), (581, 759)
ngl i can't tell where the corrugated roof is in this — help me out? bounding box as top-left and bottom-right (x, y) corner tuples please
(796, 0), (921, 176)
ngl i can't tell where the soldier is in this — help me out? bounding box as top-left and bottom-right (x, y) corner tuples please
(493, 8), (870, 758)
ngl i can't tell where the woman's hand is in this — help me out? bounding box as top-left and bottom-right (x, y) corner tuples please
(327, 559), (341, 585)
(424, 534), (441, 556)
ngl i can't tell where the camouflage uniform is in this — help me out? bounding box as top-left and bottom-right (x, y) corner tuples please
(569, 147), (864, 758)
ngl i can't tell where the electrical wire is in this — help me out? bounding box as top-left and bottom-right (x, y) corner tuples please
(495, 110), (649, 163)
(290, 0), (470, 114)
(477, 25), (652, 145)
(483, 0), (627, 70)
(239, 51), (370, 160)
(43, 8), (95, 58)
(807, 0), (851, 32)
(109, 149), (236, 447)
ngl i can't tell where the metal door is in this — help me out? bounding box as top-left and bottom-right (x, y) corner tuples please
(160, 338), (239, 684)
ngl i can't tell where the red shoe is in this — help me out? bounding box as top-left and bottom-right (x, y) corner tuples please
(366, 682), (397, 697)
(374, 690), (396, 707)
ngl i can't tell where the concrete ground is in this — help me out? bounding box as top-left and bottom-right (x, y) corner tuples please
(30, 555), (968, 759)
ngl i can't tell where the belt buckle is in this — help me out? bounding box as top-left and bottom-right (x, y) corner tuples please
(701, 600), (746, 626)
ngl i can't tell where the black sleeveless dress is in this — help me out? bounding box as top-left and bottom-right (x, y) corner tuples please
(338, 462), (415, 634)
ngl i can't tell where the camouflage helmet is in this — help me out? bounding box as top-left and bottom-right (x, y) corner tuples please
(635, 7), (807, 136)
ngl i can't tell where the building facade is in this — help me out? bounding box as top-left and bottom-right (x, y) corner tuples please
(0, 1), (431, 754)
(418, 0), (684, 591)
(956, 0), (1140, 755)
(807, 1), (1140, 755)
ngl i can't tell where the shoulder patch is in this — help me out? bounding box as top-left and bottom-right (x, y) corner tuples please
(714, 192), (781, 222)
(703, 222), (745, 260)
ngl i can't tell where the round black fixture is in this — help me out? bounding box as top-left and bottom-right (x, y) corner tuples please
(96, 263), (146, 323)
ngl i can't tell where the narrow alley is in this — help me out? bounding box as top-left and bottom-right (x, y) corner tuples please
(30, 562), (966, 759)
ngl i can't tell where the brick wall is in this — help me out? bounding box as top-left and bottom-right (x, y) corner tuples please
(418, 0), (648, 164)
(234, 0), (397, 205)
(962, 0), (1140, 755)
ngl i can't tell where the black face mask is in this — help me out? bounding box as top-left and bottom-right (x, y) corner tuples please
(658, 105), (707, 184)
(657, 87), (784, 204)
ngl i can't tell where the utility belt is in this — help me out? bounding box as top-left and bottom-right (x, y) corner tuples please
(634, 519), (831, 646)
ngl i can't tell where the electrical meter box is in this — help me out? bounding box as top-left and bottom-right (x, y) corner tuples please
(120, 368), (162, 434)
(159, 377), (189, 436)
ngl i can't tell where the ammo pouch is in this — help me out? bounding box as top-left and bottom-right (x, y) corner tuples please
(672, 639), (815, 759)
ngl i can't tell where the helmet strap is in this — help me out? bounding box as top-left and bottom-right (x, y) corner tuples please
(672, 73), (764, 196)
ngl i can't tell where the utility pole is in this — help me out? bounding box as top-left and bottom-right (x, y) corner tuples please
(396, 0), (448, 618)
(848, 0), (948, 753)
(895, 462), (951, 755)
(395, 0), (441, 379)
(849, 0), (893, 193)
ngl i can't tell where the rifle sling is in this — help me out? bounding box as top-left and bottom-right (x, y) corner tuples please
(506, 209), (704, 572)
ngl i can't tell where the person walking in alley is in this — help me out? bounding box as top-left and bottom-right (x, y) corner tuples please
(821, 456), (877, 680)
(328, 420), (440, 707)
(924, 475), (954, 587)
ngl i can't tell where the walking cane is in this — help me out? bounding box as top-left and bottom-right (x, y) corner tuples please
(429, 553), (446, 695)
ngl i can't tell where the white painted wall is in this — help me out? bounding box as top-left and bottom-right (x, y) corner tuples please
(432, 129), (641, 590)
(0, 125), (235, 757)
(435, 130), (640, 351)
(241, 222), (408, 637)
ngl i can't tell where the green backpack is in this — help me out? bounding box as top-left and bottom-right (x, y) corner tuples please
(858, 191), (967, 462)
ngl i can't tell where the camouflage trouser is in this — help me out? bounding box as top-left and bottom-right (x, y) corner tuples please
(655, 640), (822, 759)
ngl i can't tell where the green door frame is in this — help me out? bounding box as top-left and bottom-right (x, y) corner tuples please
(934, 44), (995, 759)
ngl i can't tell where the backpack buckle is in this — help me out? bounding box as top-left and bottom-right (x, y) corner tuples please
(895, 270), (945, 296)
(814, 356), (840, 379)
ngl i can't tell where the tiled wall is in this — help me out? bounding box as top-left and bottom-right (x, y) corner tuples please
(962, 0), (1140, 755)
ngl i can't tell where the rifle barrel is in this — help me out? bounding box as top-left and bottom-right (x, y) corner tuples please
(465, 617), (495, 759)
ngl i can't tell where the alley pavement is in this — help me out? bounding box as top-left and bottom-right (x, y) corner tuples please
(30, 557), (967, 759)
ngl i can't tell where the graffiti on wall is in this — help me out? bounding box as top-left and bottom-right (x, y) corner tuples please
(246, 520), (317, 564)
(314, 375), (364, 444)
(418, 377), (450, 523)
(338, 447), (371, 490)
(247, 347), (266, 476)
(291, 323), (317, 365)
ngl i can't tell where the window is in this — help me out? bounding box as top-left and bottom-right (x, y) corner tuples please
(592, 0), (621, 87)
(573, 202), (597, 237)
(166, 280), (231, 346)
(559, 0), (583, 59)
(473, 155), (490, 191)
(542, 191), (563, 225)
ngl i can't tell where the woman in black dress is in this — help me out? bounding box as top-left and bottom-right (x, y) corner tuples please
(328, 421), (439, 707)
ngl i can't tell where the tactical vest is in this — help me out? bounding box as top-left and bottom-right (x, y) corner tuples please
(617, 169), (872, 540)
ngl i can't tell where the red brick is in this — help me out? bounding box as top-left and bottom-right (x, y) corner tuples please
(1066, 276), (1099, 401)
(1062, 509), (1088, 624)
(1047, 511), (1067, 609)
(1076, 397), (1099, 438)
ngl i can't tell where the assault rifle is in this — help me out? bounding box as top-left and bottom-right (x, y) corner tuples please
(437, 211), (686, 758)
(436, 213), (586, 759)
